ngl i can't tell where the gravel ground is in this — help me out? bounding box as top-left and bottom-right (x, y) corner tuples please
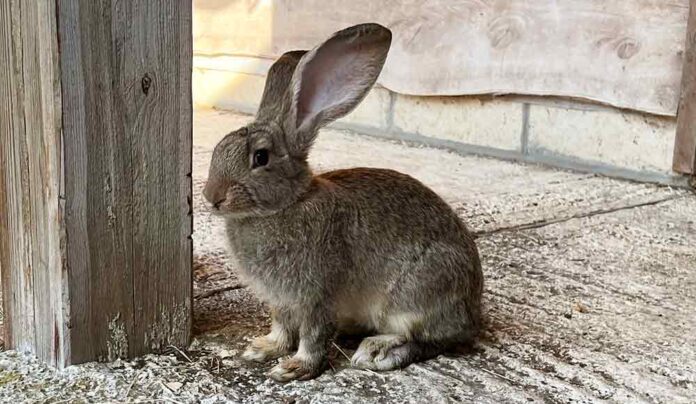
(0, 109), (694, 403)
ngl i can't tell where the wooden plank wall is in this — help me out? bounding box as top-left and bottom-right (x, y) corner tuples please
(0, 0), (192, 366)
(674, 0), (696, 174)
(193, 0), (690, 117)
(58, 0), (193, 363)
(0, 0), (66, 365)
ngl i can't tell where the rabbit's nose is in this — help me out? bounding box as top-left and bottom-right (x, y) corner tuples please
(202, 180), (225, 209)
(202, 183), (214, 204)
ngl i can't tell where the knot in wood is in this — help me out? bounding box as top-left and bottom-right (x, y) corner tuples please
(141, 73), (153, 95)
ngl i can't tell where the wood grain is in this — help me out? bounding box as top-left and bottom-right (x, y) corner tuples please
(0, 0), (192, 367)
(674, 0), (696, 174)
(193, 0), (690, 116)
(58, 0), (193, 363)
(0, 0), (65, 364)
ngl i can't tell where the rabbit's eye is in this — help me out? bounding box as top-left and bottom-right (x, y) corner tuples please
(252, 149), (269, 168)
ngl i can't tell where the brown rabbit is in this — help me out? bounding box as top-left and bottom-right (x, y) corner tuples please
(203, 23), (483, 382)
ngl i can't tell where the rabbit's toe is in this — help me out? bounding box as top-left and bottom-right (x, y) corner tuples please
(242, 336), (288, 363)
(351, 334), (414, 371)
(269, 357), (321, 382)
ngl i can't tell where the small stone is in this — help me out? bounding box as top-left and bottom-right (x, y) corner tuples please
(108, 359), (125, 369)
(218, 349), (237, 359)
(574, 302), (589, 313)
(165, 381), (183, 392)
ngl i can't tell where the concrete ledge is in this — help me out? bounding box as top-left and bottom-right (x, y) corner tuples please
(332, 122), (691, 188)
(392, 95), (524, 152)
(528, 105), (676, 174)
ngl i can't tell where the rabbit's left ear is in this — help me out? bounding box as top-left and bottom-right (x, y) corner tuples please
(284, 23), (392, 155)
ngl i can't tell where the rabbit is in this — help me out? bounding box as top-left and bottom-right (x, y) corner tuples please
(203, 23), (483, 383)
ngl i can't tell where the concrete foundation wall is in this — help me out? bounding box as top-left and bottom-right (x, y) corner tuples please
(193, 58), (684, 185)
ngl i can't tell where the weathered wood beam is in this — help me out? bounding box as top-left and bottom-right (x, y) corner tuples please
(0, 0), (65, 364)
(674, 0), (696, 174)
(0, 0), (192, 367)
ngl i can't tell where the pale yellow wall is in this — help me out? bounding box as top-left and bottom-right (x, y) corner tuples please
(193, 0), (689, 116)
(192, 0), (683, 183)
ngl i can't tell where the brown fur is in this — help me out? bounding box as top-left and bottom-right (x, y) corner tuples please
(203, 24), (483, 382)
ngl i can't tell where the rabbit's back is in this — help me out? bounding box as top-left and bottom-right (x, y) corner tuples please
(320, 167), (478, 255)
(320, 168), (483, 342)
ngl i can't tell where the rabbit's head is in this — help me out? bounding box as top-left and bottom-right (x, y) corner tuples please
(204, 24), (392, 217)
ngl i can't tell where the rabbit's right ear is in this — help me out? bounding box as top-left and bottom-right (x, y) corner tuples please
(283, 23), (392, 156)
(256, 50), (308, 121)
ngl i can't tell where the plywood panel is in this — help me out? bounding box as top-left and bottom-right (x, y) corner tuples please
(193, 0), (690, 116)
(674, 0), (696, 174)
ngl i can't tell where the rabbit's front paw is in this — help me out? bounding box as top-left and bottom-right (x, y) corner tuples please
(242, 336), (289, 363)
(269, 356), (323, 382)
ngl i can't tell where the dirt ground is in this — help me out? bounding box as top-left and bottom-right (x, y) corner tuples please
(0, 109), (694, 403)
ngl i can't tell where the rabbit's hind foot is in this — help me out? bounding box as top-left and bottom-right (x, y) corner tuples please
(350, 334), (440, 371)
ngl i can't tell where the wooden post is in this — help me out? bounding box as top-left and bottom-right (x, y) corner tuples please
(0, 0), (192, 367)
(674, 0), (696, 175)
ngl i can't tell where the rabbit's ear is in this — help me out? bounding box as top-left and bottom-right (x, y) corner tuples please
(256, 50), (308, 121)
(285, 23), (392, 154)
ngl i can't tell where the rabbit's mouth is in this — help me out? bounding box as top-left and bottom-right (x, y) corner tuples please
(210, 197), (225, 210)
(204, 176), (256, 213)
(206, 199), (226, 217)
(206, 183), (265, 218)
